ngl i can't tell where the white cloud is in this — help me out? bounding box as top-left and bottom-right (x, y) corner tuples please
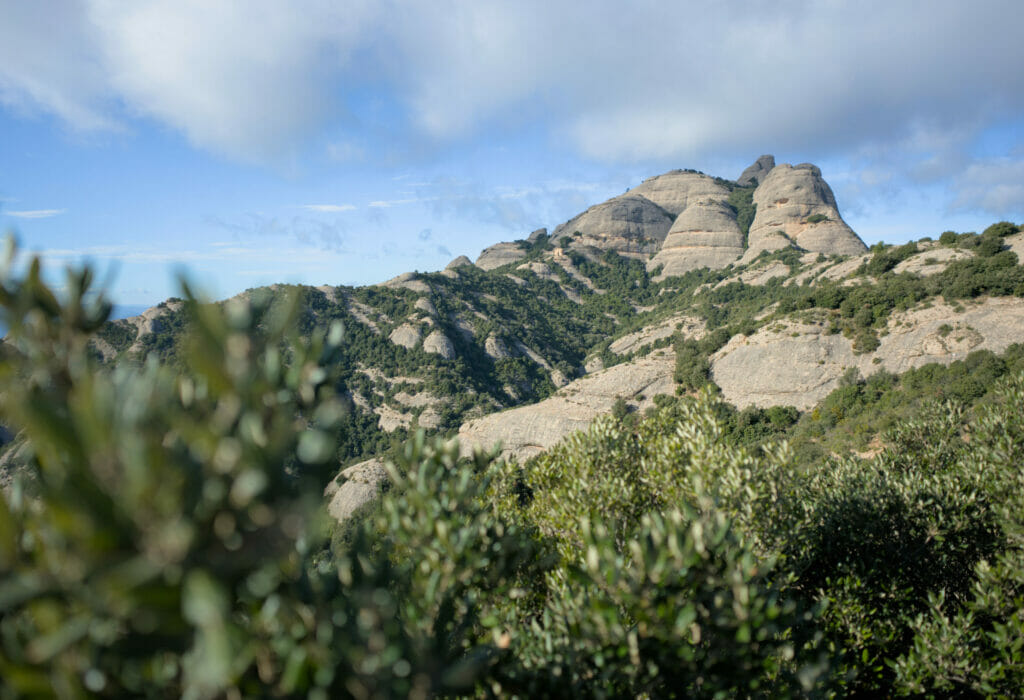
(6, 209), (65, 219)
(301, 204), (356, 213)
(951, 158), (1024, 219)
(368, 198), (421, 208)
(1, 1), (1022, 166)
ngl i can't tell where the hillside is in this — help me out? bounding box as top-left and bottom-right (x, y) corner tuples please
(80, 157), (1024, 476)
(3, 157), (1024, 697)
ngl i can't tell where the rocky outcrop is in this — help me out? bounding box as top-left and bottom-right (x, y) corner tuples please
(414, 297), (437, 316)
(380, 271), (432, 294)
(552, 194), (672, 255)
(625, 170), (729, 216)
(476, 242), (527, 270)
(711, 297), (1024, 409)
(388, 323), (420, 350)
(458, 348), (676, 462)
(527, 227), (548, 243)
(745, 163), (866, 261)
(648, 198), (744, 278)
(737, 155), (775, 186)
(891, 246), (973, 276)
(608, 314), (704, 356)
(325, 459), (388, 523)
(423, 330), (456, 359)
(124, 301), (183, 355)
(485, 334), (513, 359)
(445, 255), (474, 270)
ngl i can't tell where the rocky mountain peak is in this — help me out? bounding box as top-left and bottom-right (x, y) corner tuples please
(743, 161), (867, 262)
(552, 194), (673, 257)
(737, 154), (775, 186)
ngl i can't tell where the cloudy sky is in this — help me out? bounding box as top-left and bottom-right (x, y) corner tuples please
(2, 1), (1023, 306)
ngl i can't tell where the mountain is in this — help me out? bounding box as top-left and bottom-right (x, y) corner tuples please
(79, 156), (1024, 479)
(4, 157), (1024, 697)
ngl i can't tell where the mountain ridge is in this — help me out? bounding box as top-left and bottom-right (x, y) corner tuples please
(83, 157), (1024, 487)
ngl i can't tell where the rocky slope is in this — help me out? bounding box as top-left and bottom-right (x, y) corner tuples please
(78, 156), (1024, 522)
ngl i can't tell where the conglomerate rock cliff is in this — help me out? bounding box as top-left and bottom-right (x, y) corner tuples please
(743, 162), (867, 262)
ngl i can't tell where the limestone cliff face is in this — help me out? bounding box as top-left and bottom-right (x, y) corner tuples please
(648, 198), (744, 278)
(745, 163), (866, 261)
(552, 194), (673, 255)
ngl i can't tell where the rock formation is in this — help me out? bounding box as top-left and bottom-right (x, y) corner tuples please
(625, 170), (729, 216)
(552, 194), (673, 256)
(380, 271), (432, 294)
(648, 198), (744, 278)
(422, 329), (456, 359)
(710, 297), (1024, 409)
(744, 163), (866, 261)
(325, 459), (388, 523)
(737, 155), (775, 186)
(476, 242), (527, 270)
(458, 348), (678, 462)
(445, 255), (474, 270)
(388, 323), (420, 350)
(485, 334), (513, 359)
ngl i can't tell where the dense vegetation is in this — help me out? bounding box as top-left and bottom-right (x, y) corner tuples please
(3, 220), (1024, 696)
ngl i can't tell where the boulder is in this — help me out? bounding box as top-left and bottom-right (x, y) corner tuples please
(736, 155), (775, 186)
(746, 163), (867, 258)
(527, 227), (548, 243)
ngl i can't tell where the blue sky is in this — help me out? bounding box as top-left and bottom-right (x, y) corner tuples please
(2, 1), (1023, 306)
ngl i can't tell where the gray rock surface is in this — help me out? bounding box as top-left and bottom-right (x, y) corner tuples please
(648, 198), (744, 277)
(458, 348), (676, 462)
(423, 330), (456, 359)
(746, 163), (867, 258)
(380, 271), (432, 294)
(608, 314), (704, 355)
(476, 242), (527, 270)
(711, 297), (1024, 409)
(625, 170), (730, 216)
(325, 459), (388, 523)
(414, 297), (437, 316)
(527, 227), (548, 243)
(445, 255), (474, 270)
(552, 194), (673, 255)
(485, 334), (513, 359)
(388, 323), (421, 350)
(737, 155), (776, 186)
(1004, 232), (1024, 261)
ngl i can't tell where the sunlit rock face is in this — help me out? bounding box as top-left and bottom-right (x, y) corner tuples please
(744, 163), (866, 262)
(648, 198), (744, 278)
(552, 194), (674, 256)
